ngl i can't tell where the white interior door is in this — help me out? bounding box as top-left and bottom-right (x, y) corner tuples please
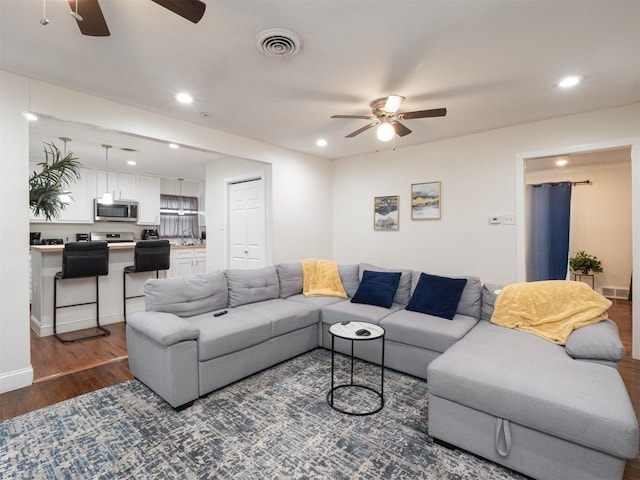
(228, 178), (265, 269)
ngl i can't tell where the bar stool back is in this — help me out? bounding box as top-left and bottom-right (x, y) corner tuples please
(123, 240), (171, 321)
(53, 241), (110, 342)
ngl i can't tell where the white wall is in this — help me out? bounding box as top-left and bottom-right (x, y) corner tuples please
(527, 162), (632, 294)
(0, 71), (33, 392)
(333, 103), (640, 358)
(0, 72), (333, 393)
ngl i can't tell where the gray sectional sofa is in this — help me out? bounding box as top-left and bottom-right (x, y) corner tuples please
(126, 263), (639, 480)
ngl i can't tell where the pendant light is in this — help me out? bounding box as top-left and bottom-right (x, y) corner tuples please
(177, 178), (184, 216)
(101, 144), (113, 205)
(57, 137), (73, 204)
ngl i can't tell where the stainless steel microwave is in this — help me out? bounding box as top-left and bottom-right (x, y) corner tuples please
(94, 199), (138, 222)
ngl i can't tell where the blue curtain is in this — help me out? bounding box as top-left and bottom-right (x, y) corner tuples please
(526, 182), (572, 281)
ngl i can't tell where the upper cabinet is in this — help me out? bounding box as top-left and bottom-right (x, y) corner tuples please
(137, 175), (161, 225)
(96, 171), (137, 201)
(29, 163), (96, 224)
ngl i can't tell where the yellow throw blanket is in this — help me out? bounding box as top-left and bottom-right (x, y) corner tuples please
(300, 259), (347, 298)
(491, 280), (611, 345)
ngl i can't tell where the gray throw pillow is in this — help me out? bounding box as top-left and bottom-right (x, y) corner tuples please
(338, 264), (360, 297)
(565, 319), (626, 362)
(225, 266), (280, 307)
(276, 263), (303, 298)
(145, 271), (228, 317)
(481, 283), (504, 321)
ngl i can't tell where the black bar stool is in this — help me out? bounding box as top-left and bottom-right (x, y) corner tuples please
(123, 240), (171, 321)
(53, 241), (110, 343)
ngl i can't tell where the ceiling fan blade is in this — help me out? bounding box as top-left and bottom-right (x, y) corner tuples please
(331, 114), (376, 120)
(391, 120), (412, 137)
(67, 0), (110, 36)
(399, 107), (447, 120)
(150, 0), (206, 23)
(345, 122), (378, 138)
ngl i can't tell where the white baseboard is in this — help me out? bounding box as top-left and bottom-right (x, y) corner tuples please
(0, 366), (34, 394)
(31, 313), (124, 337)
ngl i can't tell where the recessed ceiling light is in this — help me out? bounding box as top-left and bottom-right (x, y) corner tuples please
(24, 112), (38, 121)
(316, 138), (327, 147)
(127, 160), (137, 166)
(556, 159), (568, 166)
(176, 92), (194, 104)
(169, 143), (180, 149)
(558, 76), (581, 88)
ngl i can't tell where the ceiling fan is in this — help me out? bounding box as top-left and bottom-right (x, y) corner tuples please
(64, 0), (206, 37)
(331, 95), (446, 141)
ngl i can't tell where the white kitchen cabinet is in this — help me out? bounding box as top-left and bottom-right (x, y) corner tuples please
(30, 164), (96, 223)
(169, 247), (206, 278)
(137, 175), (161, 225)
(96, 170), (137, 201)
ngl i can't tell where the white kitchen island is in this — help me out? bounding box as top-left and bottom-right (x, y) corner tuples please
(30, 243), (204, 337)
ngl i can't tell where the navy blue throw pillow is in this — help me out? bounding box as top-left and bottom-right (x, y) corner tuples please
(351, 270), (402, 308)
(406, 273), (468, 320)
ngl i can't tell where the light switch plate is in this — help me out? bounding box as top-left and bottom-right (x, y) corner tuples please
(503, 215), (515, 225)
(488, 216), (502, 224)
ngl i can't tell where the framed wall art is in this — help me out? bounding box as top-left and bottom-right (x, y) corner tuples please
(411, 181), (441, 220)
(374, 195), (399, 230)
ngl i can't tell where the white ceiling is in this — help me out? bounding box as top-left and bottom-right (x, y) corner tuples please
(2, 0), (639, 178)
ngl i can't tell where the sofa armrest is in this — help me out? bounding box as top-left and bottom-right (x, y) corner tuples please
(565, 319), (625, 363)
(127, 311), (200, 346)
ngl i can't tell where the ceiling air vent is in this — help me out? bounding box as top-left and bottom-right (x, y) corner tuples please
(256, 29), (303, 57)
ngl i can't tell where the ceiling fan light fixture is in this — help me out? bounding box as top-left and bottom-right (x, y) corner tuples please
(383, 95), (405, 114)
(376, 121), (395, 142)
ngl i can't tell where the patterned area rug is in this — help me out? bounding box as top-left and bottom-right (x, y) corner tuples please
(0, 349), (526, 479)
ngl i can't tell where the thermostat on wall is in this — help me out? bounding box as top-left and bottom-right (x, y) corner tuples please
(488, 216), (502, 224)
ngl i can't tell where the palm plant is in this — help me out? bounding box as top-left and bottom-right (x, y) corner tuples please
(29, 142), (83, 221)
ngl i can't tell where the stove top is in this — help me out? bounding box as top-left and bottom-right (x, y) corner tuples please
(43, 238), (64, 245)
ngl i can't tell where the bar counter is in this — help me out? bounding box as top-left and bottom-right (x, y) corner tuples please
(30, 242), (205, 337)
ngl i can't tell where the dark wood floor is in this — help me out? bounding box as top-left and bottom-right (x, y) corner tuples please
(0, 302), (638, 479)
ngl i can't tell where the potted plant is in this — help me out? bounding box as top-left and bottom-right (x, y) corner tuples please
(569, 250), (604, 275)
(29, 142), (83, 221)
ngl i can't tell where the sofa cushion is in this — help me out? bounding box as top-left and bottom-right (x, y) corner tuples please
(380, 309), (478, 353)
(338, 264), (360, 297)
(236, 298), (320, 337)
(127, 311), (200, 346)
(406, 273), (467, 320)
(565, 319), (626, 362)
(480, 282), (504, 321)
(427, 321), (639, 459)
(188, 310), (272, 361)
(359, 263), (412, 306)
(351, 270), (401, 308)
(144, 271), (228, 317)
(322, 299), (402, 326)
(286, 293), (346, 308)
(225, 266), (280, 308)
(276, 263), (303, 299)
(411, 272), (482, 320)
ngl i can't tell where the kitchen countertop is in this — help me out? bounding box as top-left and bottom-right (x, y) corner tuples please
(30, 242), (206, 253)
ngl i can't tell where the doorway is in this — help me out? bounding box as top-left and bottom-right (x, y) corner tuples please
(227, 177), (266, 269)
(516, 139), (639, 360)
